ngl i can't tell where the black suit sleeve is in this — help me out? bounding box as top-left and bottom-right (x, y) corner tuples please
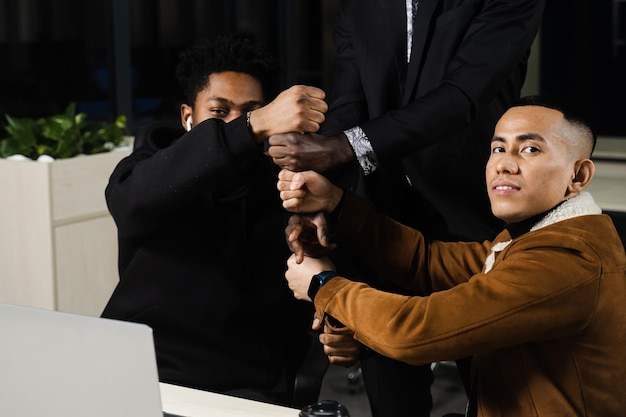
(319, 0), (369, 136)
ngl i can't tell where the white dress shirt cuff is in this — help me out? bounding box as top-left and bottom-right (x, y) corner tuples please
(344, 126), (378, 175)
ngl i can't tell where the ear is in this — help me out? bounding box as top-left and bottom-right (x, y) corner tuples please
(180, 104), (193, 131)
(566, 159), (595, 196)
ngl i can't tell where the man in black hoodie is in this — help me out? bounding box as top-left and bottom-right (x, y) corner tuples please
(101, 35), (347, 406)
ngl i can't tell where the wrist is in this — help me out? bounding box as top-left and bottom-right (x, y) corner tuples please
(329, 190), (346, 223)
(247, 109), (268, 143)
(327, 187), (344, 213)
(307, 270), (338, 301)
(336, 133), (356, 164)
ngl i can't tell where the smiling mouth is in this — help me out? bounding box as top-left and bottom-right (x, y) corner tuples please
(494, 185), (517, 191)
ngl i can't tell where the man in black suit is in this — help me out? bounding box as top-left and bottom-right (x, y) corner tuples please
(267, 0), (545, 415)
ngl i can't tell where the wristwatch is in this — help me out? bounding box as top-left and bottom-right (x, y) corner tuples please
(307, 271), (338, 301)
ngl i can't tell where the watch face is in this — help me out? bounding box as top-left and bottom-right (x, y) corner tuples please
(308, 271), (337, 300)
(307, 276), (323, 300)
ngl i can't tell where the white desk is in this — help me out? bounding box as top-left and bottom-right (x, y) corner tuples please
(160, 383), (300, 417)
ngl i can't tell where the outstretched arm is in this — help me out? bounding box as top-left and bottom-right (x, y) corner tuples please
(267, 0), (545, 173)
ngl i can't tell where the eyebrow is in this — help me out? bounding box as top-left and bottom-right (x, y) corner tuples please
(206, 96), (264, 107)
(491, 133), (546, 143)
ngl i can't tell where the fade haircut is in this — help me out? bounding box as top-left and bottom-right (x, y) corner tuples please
(175, 35), (276, 107)
(512, 95), (597, 158)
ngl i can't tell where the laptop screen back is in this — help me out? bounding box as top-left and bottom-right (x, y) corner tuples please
(0, 302), (163, 417)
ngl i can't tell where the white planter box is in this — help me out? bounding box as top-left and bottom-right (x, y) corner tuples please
(0, 149), (131, 316)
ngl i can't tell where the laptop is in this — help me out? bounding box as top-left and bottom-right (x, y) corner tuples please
(0, 302), (169, 417)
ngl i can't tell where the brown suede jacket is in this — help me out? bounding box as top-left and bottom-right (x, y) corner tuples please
(315, 192), (626, 416)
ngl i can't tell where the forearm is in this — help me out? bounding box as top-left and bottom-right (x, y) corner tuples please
(106, 117), (259, 236)
(332, 191), (432, 294)
(315, 250), (597, 366)
(332, 191), (488, 293)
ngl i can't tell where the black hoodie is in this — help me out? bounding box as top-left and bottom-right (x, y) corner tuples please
(101, 117), (312, 405)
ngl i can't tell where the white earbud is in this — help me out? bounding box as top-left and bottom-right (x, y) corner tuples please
(186, 117), (192, 132)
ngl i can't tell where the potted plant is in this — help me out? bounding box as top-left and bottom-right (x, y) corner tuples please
(0, 104), (132, 316)
(0, 102), (127, 160)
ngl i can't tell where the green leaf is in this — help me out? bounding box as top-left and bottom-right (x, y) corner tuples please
(5, 115), (38, 148)
(1, 102), (128, 159)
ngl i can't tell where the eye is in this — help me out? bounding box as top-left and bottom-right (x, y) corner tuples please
(521, 145), (540, 154)
(491, 146), (505, 154)
(209, 108), (229, 117)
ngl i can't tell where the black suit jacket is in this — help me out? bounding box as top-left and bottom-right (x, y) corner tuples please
(322, 0), (545, 242)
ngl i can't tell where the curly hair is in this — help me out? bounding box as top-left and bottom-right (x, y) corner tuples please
(175, 35), (277, 106)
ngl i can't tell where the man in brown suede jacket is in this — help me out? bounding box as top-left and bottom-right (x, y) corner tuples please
(277, 96), (626, 416)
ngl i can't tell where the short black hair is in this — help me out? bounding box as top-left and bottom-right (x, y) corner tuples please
(175, 35), (276, 106)
(513, 95), (597, 156)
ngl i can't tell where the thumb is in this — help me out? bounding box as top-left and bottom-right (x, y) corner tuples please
(290, 172), (306, 191)
(311, 313), (322, 330)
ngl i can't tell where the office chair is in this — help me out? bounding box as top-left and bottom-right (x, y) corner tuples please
(291, 329), (330, 408)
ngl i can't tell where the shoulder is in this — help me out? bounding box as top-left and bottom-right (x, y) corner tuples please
(509, 215), (624, 266)
(134, 119), (184, 151)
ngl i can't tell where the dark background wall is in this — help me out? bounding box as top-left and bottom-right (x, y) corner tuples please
(0, 0), (338, 133)
(0, 0), (625, 139)
(541, 0), (626, 138)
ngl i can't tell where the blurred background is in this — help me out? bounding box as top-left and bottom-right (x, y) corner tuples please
(1, 0), (625, 140)
(0, 0), (336, 133)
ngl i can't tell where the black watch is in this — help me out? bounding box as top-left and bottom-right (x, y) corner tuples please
(307, 271), (338, 301)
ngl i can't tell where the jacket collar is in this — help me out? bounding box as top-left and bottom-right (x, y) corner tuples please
(506, 191), (602, 238)
(530, 191), (602, 232)
(484, 192), (601, 273)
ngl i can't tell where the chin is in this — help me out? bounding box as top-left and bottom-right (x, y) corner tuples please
(495, 217), (512, 225)
(491, 208), (519, 225)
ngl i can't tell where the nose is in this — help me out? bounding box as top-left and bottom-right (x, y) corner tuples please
(494, 154), (519, 175)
